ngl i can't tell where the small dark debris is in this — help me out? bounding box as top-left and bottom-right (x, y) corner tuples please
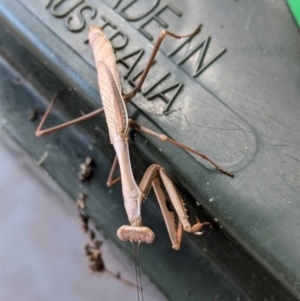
(94, 240), (102, 248)
(79, 157), (94, 182)
(77, 201), (105, 272)
(76, 193), (87, 210)
(27, 109), (38, 121)
(85, 248), (93, 256)
(12, 77), (22, 85)
(81, 222), (88, 233)
(85, 242), (105, 272)
(79, 212), (89, 232)
(87, 245), (105, 272)
(77, 201), (133, 287)
(89, 229), (96, 240)
(79, 212), (89, 224)
(85, 244), (91, 254)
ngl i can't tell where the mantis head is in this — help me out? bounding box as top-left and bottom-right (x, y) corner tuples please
(117, 225), (155, 244)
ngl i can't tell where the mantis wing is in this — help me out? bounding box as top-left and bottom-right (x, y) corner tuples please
(89, 27), (128, 143)
(89, 26), (121, 92)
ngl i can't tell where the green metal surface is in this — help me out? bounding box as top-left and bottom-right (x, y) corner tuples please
(0, 1), (300, 300)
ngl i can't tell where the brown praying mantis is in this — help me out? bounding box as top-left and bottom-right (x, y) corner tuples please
(36, 25), (233, 251)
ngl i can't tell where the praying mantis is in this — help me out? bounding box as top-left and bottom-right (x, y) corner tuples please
(36, 25), (233, 251)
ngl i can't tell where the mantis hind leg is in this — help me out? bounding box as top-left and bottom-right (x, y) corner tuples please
(128, 119), (234, 177)
(36, 90), (104, 137)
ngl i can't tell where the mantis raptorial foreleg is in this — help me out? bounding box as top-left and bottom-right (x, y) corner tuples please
(118, 164), (211, 250)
